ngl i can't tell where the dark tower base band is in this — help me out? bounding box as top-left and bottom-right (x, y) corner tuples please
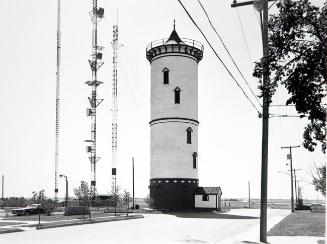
(149, 178), (198, 210)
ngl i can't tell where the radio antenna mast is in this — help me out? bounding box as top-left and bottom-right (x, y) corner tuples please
(111, 14), (119, 193)
(85, 0), (104, 195)
(54, 0), (61, 201)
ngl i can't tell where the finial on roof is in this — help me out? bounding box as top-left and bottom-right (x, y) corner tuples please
(173, 19), (175, 30)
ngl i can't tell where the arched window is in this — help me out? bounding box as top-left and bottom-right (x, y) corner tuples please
(192, 152), (197, 169)
(186, 127), (193, 144)
(162, 67), (169, 84)
(174, 87), (181, 104)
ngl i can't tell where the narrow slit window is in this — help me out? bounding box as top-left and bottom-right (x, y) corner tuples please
(174, 87), (181, 104)
(193, 152), (197, 169)
(162, 68), (169, 84)
(186, 127), (193, 144)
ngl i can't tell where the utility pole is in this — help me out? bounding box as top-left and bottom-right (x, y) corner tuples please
(60, 174), (68, 213)
(248, 181), (251, 208)
(1, 175), (4, 209)
(292, 168), (301, 205)
(132, 157), (135, 209)
(281, 145), (300, 212)
(231, 0), (274, 242)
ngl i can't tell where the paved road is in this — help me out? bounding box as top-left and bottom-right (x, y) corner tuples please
(0, 209), (289, 244)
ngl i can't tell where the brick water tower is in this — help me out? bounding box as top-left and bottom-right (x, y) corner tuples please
(146, 24), (203, 209)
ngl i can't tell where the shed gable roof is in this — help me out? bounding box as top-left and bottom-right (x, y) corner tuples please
(195, 187), (222, 195)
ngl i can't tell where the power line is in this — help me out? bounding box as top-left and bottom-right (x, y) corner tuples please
(271, 104), (327, 107)
(270, 104), (296, 107)
(178, 0), (261, 115)
(269, 114), (308, 118)
(252, 6), (262, 29)
(197, 0), (261, 107)
(235, 8), (254, 67)
(268, 0), (278, 10)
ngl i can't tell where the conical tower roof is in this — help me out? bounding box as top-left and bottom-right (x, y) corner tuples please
(166, 29), (183, 44)
(166, 20), (183, 44)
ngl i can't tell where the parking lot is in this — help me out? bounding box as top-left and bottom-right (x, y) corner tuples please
(0, 209), (290, 243)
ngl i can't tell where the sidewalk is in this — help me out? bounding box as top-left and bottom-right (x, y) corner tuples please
(0, 214), (143, 234)
(36, 214), (144, 230)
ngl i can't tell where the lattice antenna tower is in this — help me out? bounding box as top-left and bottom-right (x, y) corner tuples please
(54, 0), (61, 202)
(111, 22), (119, 193)
(85, 0), (104, 194)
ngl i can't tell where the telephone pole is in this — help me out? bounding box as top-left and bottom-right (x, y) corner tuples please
(248, 180), (251, 208)
(281, 145), (300, 212)
(292, 168), (301, 205)
(1, 175), (4, 209)
(132, 157), (135, 209)
(231, 0), (274, 242)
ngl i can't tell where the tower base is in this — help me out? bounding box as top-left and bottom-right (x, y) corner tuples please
(149, 178), (198, 210)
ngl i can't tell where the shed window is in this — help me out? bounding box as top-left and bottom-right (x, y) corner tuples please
(186, 127), (193, 144)
(163, 68), (169, 84)
(202, 195), (209, 201)
(174, 87), (181, 104)
(192, 152), (197, 169)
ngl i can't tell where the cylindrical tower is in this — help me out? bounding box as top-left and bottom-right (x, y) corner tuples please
(146, 25), (203, 209)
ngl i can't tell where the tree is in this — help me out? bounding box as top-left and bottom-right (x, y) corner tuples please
(144, 194), (153, 208)
(2, 197), (28, 207)
(311, 163), (326, 196)
(31, 190), (54, 215)
(122, 190), (131, 216)
(253, 0), (326, 153)
(110, 185), (121, 215)
(73, 181), (95, 219)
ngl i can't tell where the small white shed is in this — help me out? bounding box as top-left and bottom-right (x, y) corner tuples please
(194, 187), (222, 210)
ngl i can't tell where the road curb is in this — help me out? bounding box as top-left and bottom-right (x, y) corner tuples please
(36, 215), (144, 230)
(0, 228), (24, 234)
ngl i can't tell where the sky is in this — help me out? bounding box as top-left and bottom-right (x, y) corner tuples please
(0, 0), (325, 201)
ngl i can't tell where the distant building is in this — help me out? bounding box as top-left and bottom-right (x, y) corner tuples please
(146, 23), (221, 210)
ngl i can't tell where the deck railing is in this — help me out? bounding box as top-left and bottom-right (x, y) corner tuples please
(146, 38), (204, 52)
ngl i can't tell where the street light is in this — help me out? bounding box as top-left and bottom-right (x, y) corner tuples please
(277, 169), (298, 210)
(59, 174), (68, 212)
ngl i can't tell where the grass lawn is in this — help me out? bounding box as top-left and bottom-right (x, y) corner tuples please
(268, 210), (325, 237)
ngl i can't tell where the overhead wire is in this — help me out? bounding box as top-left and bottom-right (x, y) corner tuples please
(122, 48), (148, 110)
(178, 0), (261, 115)
(252, 6), (262, 29)
(270, 104), (296, 107)
(119, 61), (147, 122)
(235, 8), (254, 68)
(197, 0), (262, 107)
(268, 0), (278, 10)
(269, 114), (308, 118)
